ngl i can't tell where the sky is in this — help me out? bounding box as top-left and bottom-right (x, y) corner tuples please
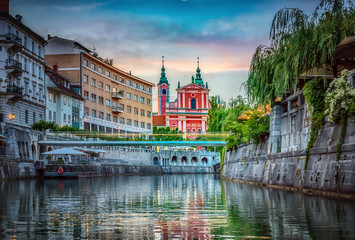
(12, 0), (319, 111)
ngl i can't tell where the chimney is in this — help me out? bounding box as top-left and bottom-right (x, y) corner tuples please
(0, 0), (9, 14)
(53, 64), (58, 74)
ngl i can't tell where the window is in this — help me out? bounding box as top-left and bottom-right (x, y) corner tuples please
(126, 92), (131, 99)
(24, 36), (27, 48)
(84, 107), (89, 115)
(91, 63), (96, 70)
(113, 116), (118, 123)
(99, 96), (104, 105)
(68, 98), (71, 106)
(53, 94), (57, 103)
(33, 112), (36, 123)
(83, 74), (88, 83)
(113, 74), (118, 80)
(63, 113), (66, 122)
(141, 122), (145, 128)
(64, 96), (67, 105)
(112, 87), (117, 93)
(32, 41), (35, 52)
(32, 63), (35, 76)
(147, 111), (151, 118)
(147, 87), (151, 93)
(83, 59), (88, 66)
(127, 106), (132, 113)
(98, 67), (103, 74)
(162, 88), (167, 94)
(147, 99), (151, 105)
(38, 46), (41, 57)
(134, 120), (139, 127)
(91, 78), (96, 87)
(91, 94), (97, 102)
(133, 82), (138, 88)
(106, 84), (111, 92)
(127, 119), (132, 126)
(126, 79), (131, 86)
(119, 77), (125, 83)
(147, 123), (151, 130)
(141, 109), (145, 116)
(119, 103), (124, 110)
(105, 70), (110, 77)
(24, 59), (27, 71)
(98, 81), (104, 89)
(53, 111), (57, 120)
(133, 95), (138, 101)
(120, 117), (125, 124)
(112, 101), (118, 107)
(68, 115), (71, 124)
(99, 111), (104, 119)
(48, 110), (52, 120)
(140, 85), (145, 91)
(140, 97), (145, 104)
(106, 114), (111, 121)
(49, 92), (53, 101)
(134, 107), (138, 115)
(106, 99), (111, 107)
(191, 98), (196, 109)
(84, 91), (89, 100)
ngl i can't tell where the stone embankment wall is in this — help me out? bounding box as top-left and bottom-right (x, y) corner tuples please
(222, 116), (355, 195)
(0, 161), (37, 179)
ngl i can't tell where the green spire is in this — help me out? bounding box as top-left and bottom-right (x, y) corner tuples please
(195, 57), (204, 87)
(191, 75), (195, 83)
(178, 81), (181, 89)
(158, 56), (169, 85)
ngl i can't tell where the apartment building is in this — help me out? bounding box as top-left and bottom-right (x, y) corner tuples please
(0, 2), (46, 160)
(45, 36), (154, 136)
(45, 65), (85, 129)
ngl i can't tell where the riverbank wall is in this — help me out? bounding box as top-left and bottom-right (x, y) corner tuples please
(221, 106), (355, 196)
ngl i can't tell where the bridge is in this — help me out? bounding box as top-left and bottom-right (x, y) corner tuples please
(39, 140), (227, 147)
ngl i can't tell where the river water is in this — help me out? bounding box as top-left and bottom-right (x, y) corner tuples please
(0, 175), (354, 239)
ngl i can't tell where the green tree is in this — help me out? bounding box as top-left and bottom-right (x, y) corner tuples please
(246, 0), (355, 104)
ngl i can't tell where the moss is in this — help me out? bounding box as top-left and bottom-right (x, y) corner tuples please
(303, 78), (328, 170)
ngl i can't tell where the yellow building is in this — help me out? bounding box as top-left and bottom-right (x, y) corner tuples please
(45, 36), (155, 136)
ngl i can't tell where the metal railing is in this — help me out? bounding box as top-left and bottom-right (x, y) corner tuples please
(112, 106), (124, 112)
(6, 84), (23, 95)
(6, 59), (22, 69)
(5, 33), (22, 44)
(112, 92), (124, 99)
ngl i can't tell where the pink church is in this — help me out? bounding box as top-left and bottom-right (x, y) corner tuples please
(153, 58), (210, 134)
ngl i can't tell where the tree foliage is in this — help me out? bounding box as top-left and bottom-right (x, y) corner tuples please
(246, 0), (355, 104)
(152, 126), (183, 141)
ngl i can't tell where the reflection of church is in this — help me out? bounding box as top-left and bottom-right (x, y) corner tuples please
(153, 57), (210, 134)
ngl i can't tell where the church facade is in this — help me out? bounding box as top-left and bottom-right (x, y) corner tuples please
(153, 58), (210, 134)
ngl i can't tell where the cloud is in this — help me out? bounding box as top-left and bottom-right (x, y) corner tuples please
(42, 1), (112, 12)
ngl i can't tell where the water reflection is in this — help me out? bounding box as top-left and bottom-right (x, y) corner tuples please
(0, 175), (354, 239)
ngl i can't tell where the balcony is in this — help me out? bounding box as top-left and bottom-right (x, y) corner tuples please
(5, 59), (23, 76)
(3, 84), (23, 102)
(112, 106), (124, 113)
(112, 92), (124, 99)
(5, 33), (22, 44)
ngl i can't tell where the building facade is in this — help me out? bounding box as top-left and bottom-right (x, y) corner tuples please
(0, 2), (46, 161)
(45, 36), (155, 136)
(154, 59), (210, 134)
(45, 65), (85, 129)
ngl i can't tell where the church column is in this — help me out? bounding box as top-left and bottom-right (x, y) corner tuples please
(202, 93), (204, 108)
(178, 120), (182, 131)
(166, 116), (170, 127)
(183, 120), (186, 132)
(205, 93), (208, 108)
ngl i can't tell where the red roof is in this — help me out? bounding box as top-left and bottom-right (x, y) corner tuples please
(45, 66), (85, 101)
(153, 115), (166, 126)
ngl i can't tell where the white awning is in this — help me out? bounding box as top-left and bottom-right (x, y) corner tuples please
(42, 148), (87, 155)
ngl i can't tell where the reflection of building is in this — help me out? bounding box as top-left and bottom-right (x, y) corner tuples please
(153, 58), (210, 134)
(0, 1), (46, 160)
(45, 36), (155, 136)
(45, 65), (85, 129)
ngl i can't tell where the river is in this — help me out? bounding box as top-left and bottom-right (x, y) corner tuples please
(0, 175), (354, 239)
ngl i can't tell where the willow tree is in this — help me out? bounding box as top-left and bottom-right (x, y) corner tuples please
(246, 0), (355, 104)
